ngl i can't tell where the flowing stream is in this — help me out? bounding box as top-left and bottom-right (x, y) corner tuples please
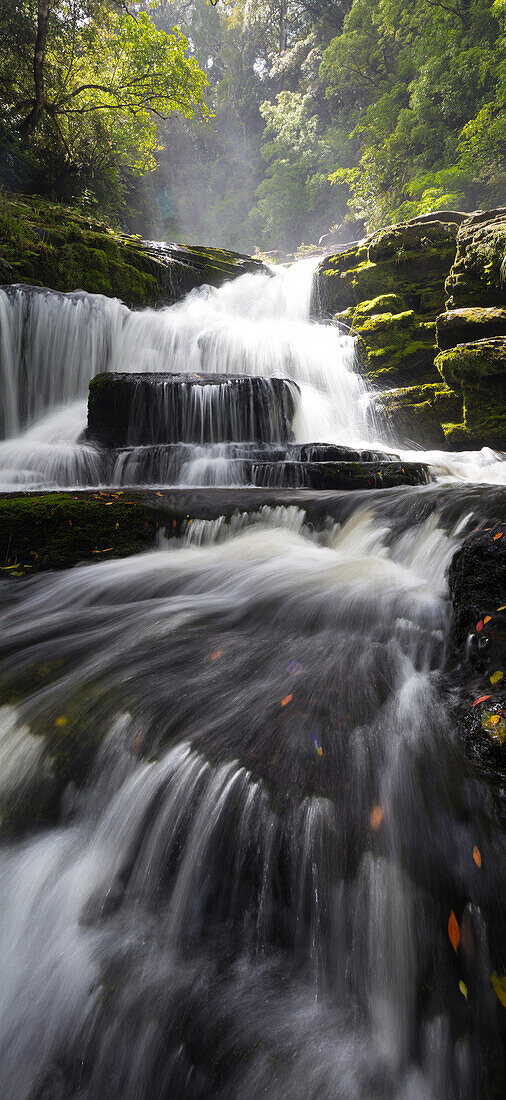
(0, 260), (505, 1098)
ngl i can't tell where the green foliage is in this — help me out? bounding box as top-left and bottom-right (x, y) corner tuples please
(0, 1), (208, 217)
(322, 0), (506, 229)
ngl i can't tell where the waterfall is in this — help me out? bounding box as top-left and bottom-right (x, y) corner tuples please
(0, 265), (374, 490)
(0, 256), (505, 1097)
(0, 499), (504, 1097)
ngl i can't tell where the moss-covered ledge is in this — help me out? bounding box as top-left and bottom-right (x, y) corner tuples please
(0, 193), (265, 307)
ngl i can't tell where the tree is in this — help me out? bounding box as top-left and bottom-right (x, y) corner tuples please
(0, 1), (208, 208)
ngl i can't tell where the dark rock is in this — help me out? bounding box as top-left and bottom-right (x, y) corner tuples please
(449, 525), (506, 649)
(87, 372), (300, 447)
(250, 460), (430, 490)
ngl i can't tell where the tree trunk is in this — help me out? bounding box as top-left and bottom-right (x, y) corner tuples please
(19, 0), (50, 136)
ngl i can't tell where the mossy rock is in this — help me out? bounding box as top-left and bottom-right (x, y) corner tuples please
(0, 193), (265, 307)
(435, 337), (506, 386)
(312, 217), (462, 388)
(374, 383), (463, 448)
(352, 303), (438, 385)
(445, 210), (506, 311)
(436, 308), (506, 351)
(0, 492), (172, 571)
(435, 338), (506, 449)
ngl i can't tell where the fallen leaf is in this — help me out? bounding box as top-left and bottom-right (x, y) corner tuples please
(104, 502), (113, 506)
(448, 910), (460, 952)
(370, 805), (383, 830)
(473, 845), (482, 868)
(115, 522), (119, 530)
(68, 519), (72, 526)
(476, 620), (484, 632)
(473, 695), (491, 706)
(210, 649), (224, 661)
(484, 615), (492, 625)
(55, 715), (67, 727)
(130, 732), (142, 754)
(281, 694), (293, 707)
(459, 980), (468, 1000)
(491, 972), (506, 1007)
(497, 605), (506, 611)
(490, 671), (503, 685)
(493, 532), (503, 540)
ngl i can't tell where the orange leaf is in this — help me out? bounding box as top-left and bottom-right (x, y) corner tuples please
(370, 805), (383, 830)
(448, 910), (460, 952)
(493, 532), (503, 540)
(210, 649), (224, 661)
(473, 695), (491, 706)
(281, 694), (293, 707)
(484, 615), (492, 625)
(472, 845), (481, 868)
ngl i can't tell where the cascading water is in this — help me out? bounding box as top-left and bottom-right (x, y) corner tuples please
(0, 259), (505, 1098)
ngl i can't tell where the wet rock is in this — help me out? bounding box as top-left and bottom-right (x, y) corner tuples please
(250, 459), (430, 490)
(87, 372), (299, 447)
(374, 383), (463, 449)
(449, 525), (506, 649)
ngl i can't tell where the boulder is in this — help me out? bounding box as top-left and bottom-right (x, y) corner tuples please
(87, 372), (299, 447)
(436, 307), (506, 350)
(435, 338), (506, 450)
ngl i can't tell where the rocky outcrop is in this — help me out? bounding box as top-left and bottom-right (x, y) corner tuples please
(374, 382), (463, 449)
(434, 210), (506, 450)
(313, 208), (506, 451)
(312, 218), (459, 388)
(0, 194), (265, 307)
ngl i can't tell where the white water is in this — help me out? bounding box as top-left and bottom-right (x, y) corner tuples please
(0, 502), (503, 1097)
(0, 261), (505, 1097)
(0, 261), (504, 489)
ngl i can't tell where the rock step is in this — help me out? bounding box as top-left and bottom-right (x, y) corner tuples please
(87, 372), (300, 447)
(249, 460), (429, 490)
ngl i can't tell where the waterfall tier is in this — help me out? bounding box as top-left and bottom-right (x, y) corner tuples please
(87, 372), (300, 447)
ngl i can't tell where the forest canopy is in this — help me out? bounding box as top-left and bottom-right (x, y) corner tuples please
(1, 0), (505, 249)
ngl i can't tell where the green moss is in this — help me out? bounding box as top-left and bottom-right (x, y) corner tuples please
(375, 382), (464, 448)
(0, 492), (172, 571)
(0, 192), (263, 306)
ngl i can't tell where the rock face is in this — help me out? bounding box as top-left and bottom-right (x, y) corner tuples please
(313, 208), (506, 451)
(0, 194), (265, 306)
(87, 372), (300, 447)
(435, 210), (506, 449)
(312, 218), (459, 387)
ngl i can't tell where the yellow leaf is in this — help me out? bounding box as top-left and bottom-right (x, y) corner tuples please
(459, 980), (468, 1000)
(491, 973), (506, 1007)
(55, 715), (67, 727)
(490, 671), (504, 685)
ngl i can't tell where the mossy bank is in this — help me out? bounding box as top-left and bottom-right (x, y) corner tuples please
(0, 193), (265, 307)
